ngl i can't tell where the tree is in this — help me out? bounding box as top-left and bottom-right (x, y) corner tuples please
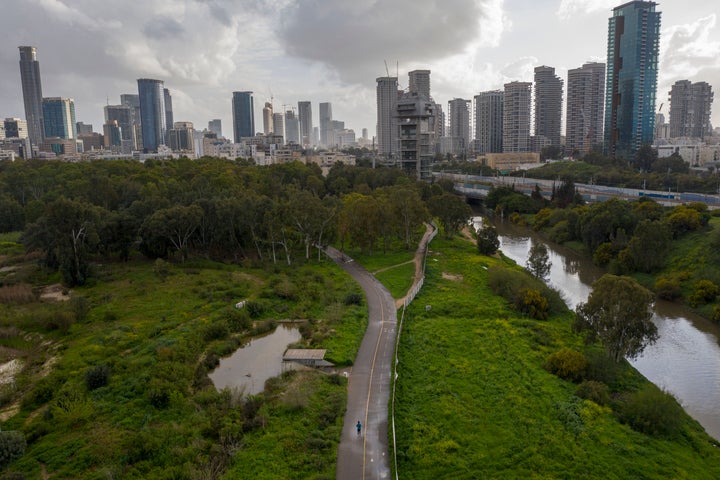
(618, 220), (671, 272)
(634, 144), (658, 172)
(526, 242), (551, 280)
(0, 430), (25, 469)
(428, 192), (472, 238)
(476, 223), (500, 255)
(140, 205), (203, 261)
(576, 274), (658, 362)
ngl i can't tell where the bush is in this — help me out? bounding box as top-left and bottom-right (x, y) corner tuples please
(487, 266), (566, 316)
(224, 308), (251, 333)
(85, 364), (110, 390)
(618, 384), (683, 436)
(655, 276), (682, 301)
(688, 280), (718, 307)
(575, 380), (610, 406)
(543, 348), (587, 382)
(0, 284), (35, 305)
(70, 296), (90, 322)
(343, 292), (363, 306)
(202, 321), (230, 342)
(148, 382), (172, 409)
(476, 224), (500, 255)
(520, 289), (549, 320)
(245, 300), (265, 319)
(583, 350), (622, 387)
(0, 431), (26, 469)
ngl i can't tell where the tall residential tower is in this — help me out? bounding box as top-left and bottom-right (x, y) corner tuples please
(137, 78), (166, 152)
(534, 66), (563, 148)
(668, 80), (714, 140)
(474, 91), (504, 154)
(18, 46), (44, 146)
(566, 62), (606, 154)
(376, 76), (399, 157)
(604, 1), (661, 159)
(232, 91), (255, 142)
(503, 82), (532, 153)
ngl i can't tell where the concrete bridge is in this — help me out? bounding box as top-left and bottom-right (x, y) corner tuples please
(434, 172), (720, 208)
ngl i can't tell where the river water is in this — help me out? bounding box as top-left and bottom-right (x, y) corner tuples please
(478, 217), (720, 440)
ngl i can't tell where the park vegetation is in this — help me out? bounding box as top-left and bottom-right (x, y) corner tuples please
(393, 233), (720, 478)
(0, 158), (464, 478)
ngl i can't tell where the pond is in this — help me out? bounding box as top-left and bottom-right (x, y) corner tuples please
(208, 324), (302, 396)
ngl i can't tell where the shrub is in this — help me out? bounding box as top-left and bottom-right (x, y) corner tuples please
(618, 384), (683, 436)
(655, 276), (682, 301)
(592, 243), (614, 266)
(343, 292), (363, 306)
(69, 295), (90, 322)
(148, 383), (172, 409)
(575, 380), (610, 406)
(583, 350), (622, 387)
(245, 300), (265, 319)
(688, 280), (718, 307)
(202, 321), (230, 342)
(224, 308), (251, 333)
(476, 224), (500, 255)
(0, 431), (26, 469)
(487, 266), (566, 316)
(521, 289), (549, 320)
(85, 364), (110, 390)
(543, 348), (587, 382)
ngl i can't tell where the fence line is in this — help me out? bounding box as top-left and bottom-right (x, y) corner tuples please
(391, 222), (438, 480)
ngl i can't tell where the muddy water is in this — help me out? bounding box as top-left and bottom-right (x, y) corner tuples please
(209, 324), (301, 396)
(478, 217), (720, 440)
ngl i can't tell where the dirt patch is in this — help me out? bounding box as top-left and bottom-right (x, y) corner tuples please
(39, 284), (71, 302)
(0, 266), (19, 273)
(442, 272), (464, 281)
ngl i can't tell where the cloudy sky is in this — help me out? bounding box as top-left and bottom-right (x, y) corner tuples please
(1, 0), (719, 140)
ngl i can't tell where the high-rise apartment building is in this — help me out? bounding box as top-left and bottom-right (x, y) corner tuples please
(167, 122), (195, 152)
(448, 98), (471, 155)
(105, 104), (135, 153)
(534, 66), (563, 149)
(208, 119), (222, 138)
(319, 102), (332, 147)
(273, 112), (285, 142)
(604, 1), (661, 159)
(396, 92), (437, 181)
(120, 94), (141, 149)
(408, 70), (431, 98)
(3, 118), (28, 139)
(298, 101), (313, 147)
(474, 91), (504, 154)
(503, 82), (532, 153)
(232, 91), (255, 143)
(566, 62), (605, 154)
(137, 79), (166, 152)
(18, 46), (44, 145)
(76, 122), (93, 135)
(263, 102), (273, 135)
(42, 97), (76, 140)
(376, 76), (399, 157)
(163, 88), (174, 133)
(285, 110), (300, 144)
(668, 80), (714, 140)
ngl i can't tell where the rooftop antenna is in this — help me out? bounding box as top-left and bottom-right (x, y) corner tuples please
(384, 60), (390, 78)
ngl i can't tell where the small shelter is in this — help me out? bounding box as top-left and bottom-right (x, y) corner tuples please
(282, 349), (334, 368)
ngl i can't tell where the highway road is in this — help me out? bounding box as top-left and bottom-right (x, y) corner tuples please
(327, 246), (396, 480)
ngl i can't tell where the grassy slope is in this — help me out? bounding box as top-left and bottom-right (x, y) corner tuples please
(393, 236), (720, 479)
(0, 255), (364, 479)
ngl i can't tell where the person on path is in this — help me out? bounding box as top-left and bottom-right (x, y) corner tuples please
(356, 420), (362, 435)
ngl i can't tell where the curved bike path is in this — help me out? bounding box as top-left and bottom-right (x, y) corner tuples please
(329, 223), (436, 480)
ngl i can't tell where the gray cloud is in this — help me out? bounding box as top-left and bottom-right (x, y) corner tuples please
(273, 0), (498, 82)
(143, 16), (187, 40)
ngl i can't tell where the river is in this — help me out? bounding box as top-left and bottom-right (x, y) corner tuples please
(479, 217), (720, 440)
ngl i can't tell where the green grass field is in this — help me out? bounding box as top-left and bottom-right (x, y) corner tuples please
(393, 235), (720, 479)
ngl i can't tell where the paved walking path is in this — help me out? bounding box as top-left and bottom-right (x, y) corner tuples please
(328, 223), (436, 480)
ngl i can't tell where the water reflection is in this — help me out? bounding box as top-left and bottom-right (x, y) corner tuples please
(479, 217), (720, 440)
(209, 324), (302, 396)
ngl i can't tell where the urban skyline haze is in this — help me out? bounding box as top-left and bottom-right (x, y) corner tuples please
(1, 0), (718, 140)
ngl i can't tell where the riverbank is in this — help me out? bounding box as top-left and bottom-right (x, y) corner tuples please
(393, 234), (720, 478)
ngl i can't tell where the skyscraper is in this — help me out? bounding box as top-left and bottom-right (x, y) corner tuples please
(566, 62), (606, 154)
(319, 102), (332, 147)
(137, 78), (166, 152)
(474, 91), (504, 154)
(232, 91), (255, 143)
(297, 101), (313, 147)
(273, 112), (285, 142)
(285, 110), (300, 144)
(42, 97), (76, 139)
(105, 104), (135, 153)
(448, 98), (471, 155)
(376, 76), (399, 157)
(503, 81), (532, 153)
(164, 88), (174, 133)
(208, 119), (222, 138)
(534, 66), (563, 149)
(3, 118), (28, 139)
(408, 70), (431, 98)
(18, 46), (44, 146)
(668, 80), (714, 140)
(120, 94), (141, 150)
(604, 1), (661, 159)
(263, 102), (273, 135)
(396, 92), (437, 181)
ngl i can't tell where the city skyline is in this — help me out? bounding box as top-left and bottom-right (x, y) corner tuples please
(1, 1), (719, 141)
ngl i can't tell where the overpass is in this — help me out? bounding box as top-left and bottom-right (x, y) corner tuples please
(434, 172), (720, 208)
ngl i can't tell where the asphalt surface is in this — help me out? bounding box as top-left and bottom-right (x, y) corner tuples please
(328, 247), (396, 480)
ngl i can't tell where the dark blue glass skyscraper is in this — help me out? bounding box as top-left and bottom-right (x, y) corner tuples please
(604, 1), (661, 159)
(137, 78), (166, 152)
(18, 46), (44, 146)
(232, 91), (254, 143)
